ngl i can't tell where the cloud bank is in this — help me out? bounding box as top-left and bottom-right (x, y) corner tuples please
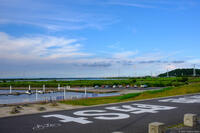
(0, 32), (91, 61)
(0, 32), (196, 78)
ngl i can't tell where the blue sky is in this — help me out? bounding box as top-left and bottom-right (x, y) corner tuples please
(0, 0), (200, 78)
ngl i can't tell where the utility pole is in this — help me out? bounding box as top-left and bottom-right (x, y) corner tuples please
(167, 69), (169, 77)
(193, 64), (196, 77)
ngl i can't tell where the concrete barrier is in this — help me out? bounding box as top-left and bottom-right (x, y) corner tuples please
(184, 113), (197, 127)
(149, 122), (165, 133)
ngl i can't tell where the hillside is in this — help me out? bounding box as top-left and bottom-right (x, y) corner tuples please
(158, 68), (200, 77)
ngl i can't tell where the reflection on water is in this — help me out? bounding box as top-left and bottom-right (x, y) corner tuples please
(0, 90), (119, 104)
(0, 90), (26, 94)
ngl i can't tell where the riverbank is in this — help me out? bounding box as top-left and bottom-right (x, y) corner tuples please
(0, 88), (159, 118)
(60, 82), (200, 106)
(0, 87), (120, 95)
(1, 83), (199, 118)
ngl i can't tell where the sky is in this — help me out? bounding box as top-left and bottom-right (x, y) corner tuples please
(0, 0), (200, 78)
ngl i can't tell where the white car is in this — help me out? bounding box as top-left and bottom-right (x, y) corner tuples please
(112, 85), (117, 88)
(94, 85), (99, 88)
(134, 85), (137, 88)
(140, 84), (148, 88)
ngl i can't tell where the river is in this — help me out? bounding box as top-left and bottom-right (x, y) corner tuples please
(0, 90), (119, 104)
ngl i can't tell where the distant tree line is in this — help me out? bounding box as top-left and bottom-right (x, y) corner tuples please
(158, 68), (200, 77)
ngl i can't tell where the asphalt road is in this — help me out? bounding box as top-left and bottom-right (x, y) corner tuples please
(0, 94), (200, 133)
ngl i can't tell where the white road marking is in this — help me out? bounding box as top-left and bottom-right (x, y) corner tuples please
(41, 103), (179, 124)
(73, 110), (130, 120)
(159, 95), (200, 103)
(42, 114), (92, 124)
(106, 104), (176, 114)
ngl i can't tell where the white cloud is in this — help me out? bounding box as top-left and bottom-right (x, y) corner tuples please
(107, 41), (123, 50)
(106, 0), (197, 10)
(165, 64), (177, 70)
(107, 1), (155, 8)
(0, 0), (117, 31)
(187, 59), (200, 64)
(0, 32), (91, 60)
(113, 51), (138, 59)
(132, 52), (164, 62)
(0, 32), (197, 78)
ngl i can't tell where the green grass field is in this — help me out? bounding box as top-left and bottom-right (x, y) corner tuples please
(60, 82), (200, 106)
(0, 77), (196, 87)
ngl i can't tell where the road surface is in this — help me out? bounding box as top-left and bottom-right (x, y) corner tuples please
(0, 94), (200, 133)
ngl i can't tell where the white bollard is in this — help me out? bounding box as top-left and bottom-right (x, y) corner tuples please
(149, 122), (165, 133)
(64, 86), (66, 99)
(184, 113), (197, 127)
(29, 85), (31, 90)
(10, 85), (12, 94)
(36, 89), (38, 101)
(43, 84), (45, 93)
(58, 84), (60, 91)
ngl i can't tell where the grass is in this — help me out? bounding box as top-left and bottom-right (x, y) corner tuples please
(166, 123), (184, 129)
(60, 82), (200, 106)
(0, 77), (194, 87)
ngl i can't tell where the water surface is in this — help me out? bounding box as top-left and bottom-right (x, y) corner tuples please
(0, 90), (119, 104)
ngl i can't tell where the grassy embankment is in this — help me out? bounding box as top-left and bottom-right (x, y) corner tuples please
(60, 82), (200, 106)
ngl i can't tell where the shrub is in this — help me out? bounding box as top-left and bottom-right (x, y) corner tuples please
(50, 102), (58, 106)
(37, 107), (46, 111)
(172, 82), (185, 87)
(178, 77), (188, 82)
(10, 106), (20, 114)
